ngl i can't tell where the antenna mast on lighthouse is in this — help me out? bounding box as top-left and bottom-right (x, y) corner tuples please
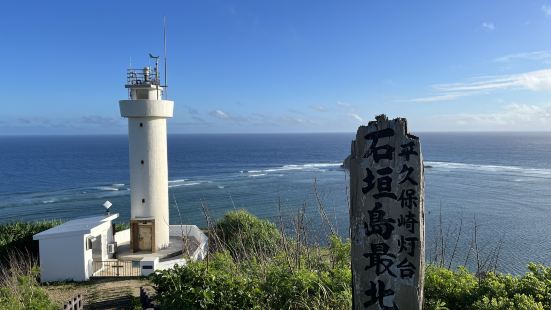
(163, 16), (168, 98)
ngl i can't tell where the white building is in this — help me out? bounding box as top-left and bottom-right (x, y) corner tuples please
(33, 214), (119, 282)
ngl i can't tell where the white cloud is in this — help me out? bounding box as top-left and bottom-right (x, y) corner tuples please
(482, 22), (495, 31)
(310, 105), (328, 112)
(543, 5), (551, 17)
(279, 116), (307, 124)
(408, 68), (551, 103)
(336, 101), (351, 108)
(406, 93), (466, 103)
(439, 103), (551, 129)
(80, 116), (122, 126)
(5, 115), (124, 131)
(494, 51), (551, 63)
(185, 106), (200, 115)
(209, 109), (232, 120)
(206, 109), (319, 127)
(349, 113), (363, 122)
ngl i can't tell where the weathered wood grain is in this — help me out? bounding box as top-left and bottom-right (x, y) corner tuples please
(350, 115), (425, 310)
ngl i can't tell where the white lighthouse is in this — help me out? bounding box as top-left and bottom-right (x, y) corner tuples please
(32, 48), (208, 282)
(119, 57), (173, 252)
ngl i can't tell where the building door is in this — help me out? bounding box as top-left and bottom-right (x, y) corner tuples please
(131, 219), (155, 253)
(138, 225), (152, 251)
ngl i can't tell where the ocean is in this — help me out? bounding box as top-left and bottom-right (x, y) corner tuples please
(1, 132), (551, 274)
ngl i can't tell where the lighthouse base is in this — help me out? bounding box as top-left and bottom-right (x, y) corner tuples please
(113, 225), (208, 263)
(117, 235), (190, 262)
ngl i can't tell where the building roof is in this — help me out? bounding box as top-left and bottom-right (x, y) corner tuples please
(33, 213), (119, 240)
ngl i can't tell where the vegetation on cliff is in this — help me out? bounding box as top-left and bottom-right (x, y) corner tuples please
(0, 221), (60, 309)
(152, 209), (551, 310)
(0, 213), (550, 309)
(0, 220), (60, 264)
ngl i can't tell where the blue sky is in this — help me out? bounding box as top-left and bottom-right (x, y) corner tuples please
(2, 0), (551, 134)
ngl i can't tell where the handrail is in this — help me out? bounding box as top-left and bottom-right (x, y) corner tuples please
(126, 68), (161, 86)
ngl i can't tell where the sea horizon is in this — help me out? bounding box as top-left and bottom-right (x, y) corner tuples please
(4, 130), (551, 137)
(2, 132), (551, 274)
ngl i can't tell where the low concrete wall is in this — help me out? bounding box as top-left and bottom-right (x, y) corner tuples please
(114, 229), (130, 244)
(169, 225), (208, 261)
(157, 257), (187, 270)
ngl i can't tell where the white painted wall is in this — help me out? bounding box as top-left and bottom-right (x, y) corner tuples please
(114, 228), (130, 244)
(120, 92), (174, 250)
(119, 100), (173, 118)
(38, 234), (86, 282)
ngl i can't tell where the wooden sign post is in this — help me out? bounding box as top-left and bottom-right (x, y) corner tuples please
(349, 115), (424, 310)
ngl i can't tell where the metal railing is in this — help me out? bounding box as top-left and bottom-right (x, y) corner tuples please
(126, 68), (161, 86)
(92, 260), (141, 277)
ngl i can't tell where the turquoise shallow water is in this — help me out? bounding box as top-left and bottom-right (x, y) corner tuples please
(1, 132), (551, 274)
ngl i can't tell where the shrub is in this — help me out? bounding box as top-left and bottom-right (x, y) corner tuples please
(263, 263), (351, 309)
(152, 211), (551, 310)
(0, 221), (60, 264)
(328, 234), (350, 269)
(152, 211), (352, 309)
(152, 251), (352, 310)
(114, 222), (130, 232)
(424, 265), (550, 310)
(424, 265), (478, 309)
(152, 252), (261, 309)
(212, 209), (281, 259)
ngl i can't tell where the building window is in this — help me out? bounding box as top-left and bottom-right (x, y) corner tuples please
(141, 160), (144, 165)
(86, 237), (94, 250)
(142, 198), (145, 203)
(139, 122), (143, 127)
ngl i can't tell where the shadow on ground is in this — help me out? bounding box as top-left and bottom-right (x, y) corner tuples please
(43, 277), (148, 309)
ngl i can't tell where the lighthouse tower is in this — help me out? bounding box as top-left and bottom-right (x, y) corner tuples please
(119, 58), (173, 252)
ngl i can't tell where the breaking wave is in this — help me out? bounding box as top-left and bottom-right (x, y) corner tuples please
(168, 180), (202, 188)
(425, 161), (551, 177)
(243, 162), (342, 175)
(93, 186), (120, 191)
